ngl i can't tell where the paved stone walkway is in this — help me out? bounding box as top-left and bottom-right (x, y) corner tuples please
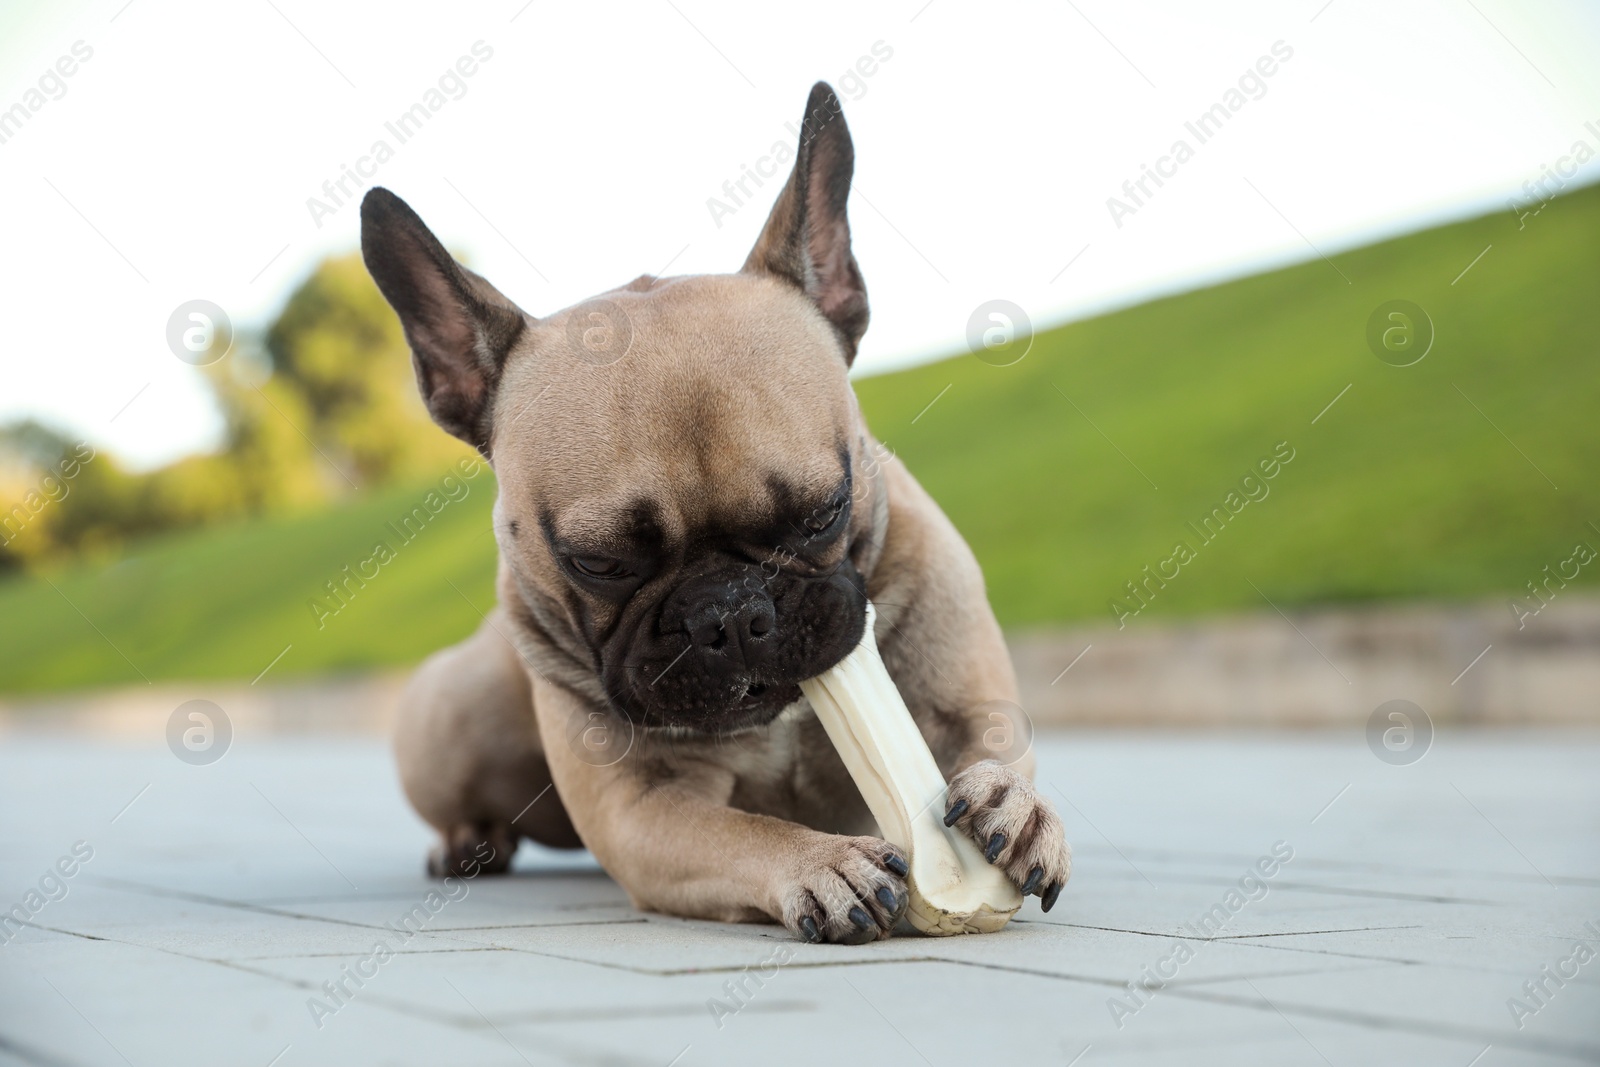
(1, 733), (1596, 1066)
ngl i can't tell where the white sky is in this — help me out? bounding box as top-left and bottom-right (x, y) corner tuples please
(2, 0), (1597, 470)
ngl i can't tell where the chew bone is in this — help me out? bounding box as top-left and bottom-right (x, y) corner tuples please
(800, 604), (1022, 935)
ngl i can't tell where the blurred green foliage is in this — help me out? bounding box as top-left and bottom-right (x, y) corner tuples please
(0, 187), (1596, 693)
(0, 253), (470, 573)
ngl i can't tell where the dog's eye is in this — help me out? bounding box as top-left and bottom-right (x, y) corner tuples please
(804, 500), (846, 536)
(570, 556), (628, 579)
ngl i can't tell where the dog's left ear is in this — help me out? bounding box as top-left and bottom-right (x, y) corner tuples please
(744, 82), (870, 363)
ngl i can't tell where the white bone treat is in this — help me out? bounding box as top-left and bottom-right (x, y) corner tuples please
(800, 604), (1022, 935)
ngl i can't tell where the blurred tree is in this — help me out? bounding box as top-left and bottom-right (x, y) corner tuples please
(0, 421), (135, 570)
(265, 252), (469, 486)
(0, 250), (474, 571)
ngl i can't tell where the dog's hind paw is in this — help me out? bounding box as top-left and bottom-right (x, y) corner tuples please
(426, 822), (516, 879)
(943, 759), (1071, 912)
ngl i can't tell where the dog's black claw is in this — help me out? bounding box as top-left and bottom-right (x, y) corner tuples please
(884, 851), (909, 877)
(985, 832), (1006, 863)
(1041, 882), (1062, 913)
(799, 915), (821, 942)
(1020, 866), (1045, 895)
(875, 886), (899, 913)
(943, 798), (969, 827)
(848, 905), (873, 931)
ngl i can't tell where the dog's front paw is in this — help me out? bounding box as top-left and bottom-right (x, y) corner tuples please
(943, 760), (1071, 912)
(779, 835), (910, 945)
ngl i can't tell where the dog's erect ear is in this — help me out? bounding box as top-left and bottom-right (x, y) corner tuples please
(744, 82), (870, 362)
(360, 187), (527, 452)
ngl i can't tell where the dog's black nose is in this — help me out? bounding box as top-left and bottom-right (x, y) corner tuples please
(669, 571), (776, 661)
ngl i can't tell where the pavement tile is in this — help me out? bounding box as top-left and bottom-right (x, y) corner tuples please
(1, 732), (1595, 1065)
(1190, 965), (1600, 1063)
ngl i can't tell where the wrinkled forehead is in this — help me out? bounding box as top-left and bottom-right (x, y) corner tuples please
(491, 274), (858, 541)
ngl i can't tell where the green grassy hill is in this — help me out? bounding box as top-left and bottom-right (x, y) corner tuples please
(2, 186), (1597, 693)
(0, 472), (500, 692)
(860, 186), (1600, 625)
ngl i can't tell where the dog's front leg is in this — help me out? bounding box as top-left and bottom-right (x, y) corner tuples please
(904, 620), (1073, 913)
(532, 677), (910, 943)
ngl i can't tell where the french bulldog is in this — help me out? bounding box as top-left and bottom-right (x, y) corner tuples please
(365, 82), (1070, 943)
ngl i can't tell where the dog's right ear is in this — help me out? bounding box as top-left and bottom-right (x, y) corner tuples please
(744, 82), (870, 363)
(360, 187), (526, 453)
